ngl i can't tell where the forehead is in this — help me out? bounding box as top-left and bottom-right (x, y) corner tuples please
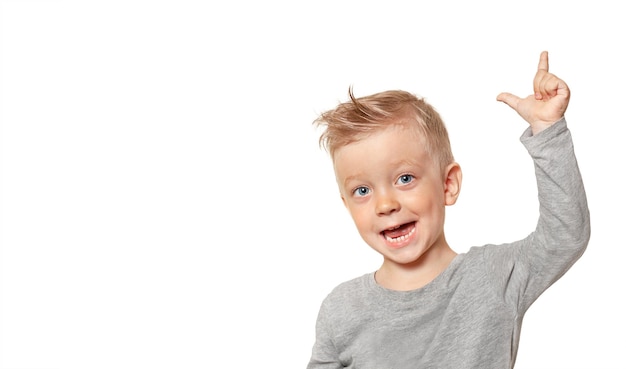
(332, 125), (433, 178)
(334, 123), (425, 155)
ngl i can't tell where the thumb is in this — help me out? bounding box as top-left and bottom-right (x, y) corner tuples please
(496, 92), (521, 110)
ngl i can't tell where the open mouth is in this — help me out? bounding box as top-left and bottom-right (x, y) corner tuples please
(381, 222), (416, 244)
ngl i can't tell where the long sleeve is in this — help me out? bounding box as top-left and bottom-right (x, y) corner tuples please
(307, 298), (342, 369)
(486, 117), (591, 313)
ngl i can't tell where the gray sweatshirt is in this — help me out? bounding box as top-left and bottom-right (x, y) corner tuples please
(307, 119), (591, 369)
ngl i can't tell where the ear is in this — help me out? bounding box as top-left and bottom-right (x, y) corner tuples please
(443, 162), (462, 206)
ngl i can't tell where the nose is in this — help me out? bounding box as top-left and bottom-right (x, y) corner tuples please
(375, 190), (400, 216)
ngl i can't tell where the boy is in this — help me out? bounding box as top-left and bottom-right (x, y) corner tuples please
(307, 51), (590, 368)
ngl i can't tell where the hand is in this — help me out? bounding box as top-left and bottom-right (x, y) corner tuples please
(496, 51), (570, 135)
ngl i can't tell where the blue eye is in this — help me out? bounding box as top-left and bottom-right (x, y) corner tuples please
(353, 186), (370, 197)
(397, 174), (414, 185)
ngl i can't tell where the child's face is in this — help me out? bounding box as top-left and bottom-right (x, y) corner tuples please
(333, 125), (460, 267)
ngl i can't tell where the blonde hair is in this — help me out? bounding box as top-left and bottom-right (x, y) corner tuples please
(314, 87), (454, 173)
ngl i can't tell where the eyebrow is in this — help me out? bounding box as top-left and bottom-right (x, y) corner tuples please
(391, 158), (422, 169)
(341, 159), (423, 188)
(342, 173), (364, 188)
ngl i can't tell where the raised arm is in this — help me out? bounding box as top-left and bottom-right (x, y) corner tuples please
(491, 52), (590, 312)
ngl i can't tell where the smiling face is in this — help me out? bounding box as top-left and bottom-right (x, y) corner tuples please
(333, 124), (461, 273)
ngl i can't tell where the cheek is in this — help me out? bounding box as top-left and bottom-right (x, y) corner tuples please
(417, 183), (447, 206)
(350, 208), (368, 225)
(347, 206), (372, 230)
(407, 191), (446, 219)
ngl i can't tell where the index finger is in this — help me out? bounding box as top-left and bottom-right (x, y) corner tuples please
(538, 51), (549, 72)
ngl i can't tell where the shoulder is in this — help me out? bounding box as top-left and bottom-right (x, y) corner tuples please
(456, 243), (526, 282)
(321, 273), (373, 308)
(465, 242), (525, 266)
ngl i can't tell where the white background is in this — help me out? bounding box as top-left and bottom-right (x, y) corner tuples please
(1, 1), (624, 368)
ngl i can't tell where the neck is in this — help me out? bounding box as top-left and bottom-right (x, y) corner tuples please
(375, 243), (457, 291)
